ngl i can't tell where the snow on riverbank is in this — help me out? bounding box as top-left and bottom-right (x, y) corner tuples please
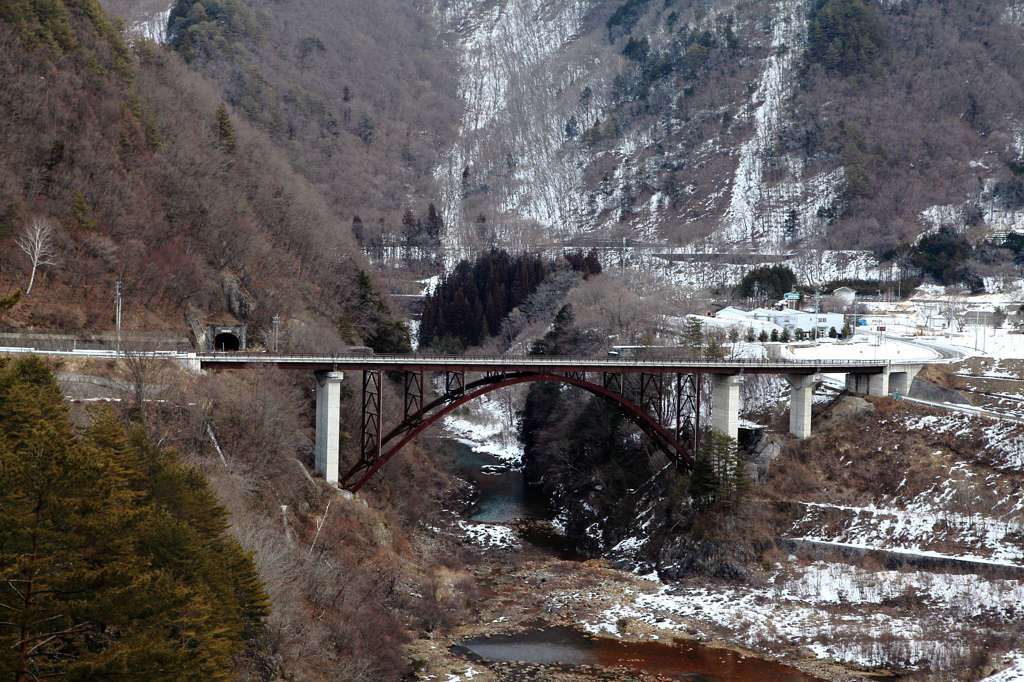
(579, 560), (1024, 671)
(426, 512), (521, 550)
(455, 520), (520, 549)
(442, 388), (523, 465)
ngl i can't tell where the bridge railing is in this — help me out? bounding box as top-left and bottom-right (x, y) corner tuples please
(194, 351), (907, 369)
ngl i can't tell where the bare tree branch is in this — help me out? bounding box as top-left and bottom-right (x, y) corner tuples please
(15, 218), (59, 295)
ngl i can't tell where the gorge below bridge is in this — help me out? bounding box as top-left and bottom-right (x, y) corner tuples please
(196, 353), (923, 492)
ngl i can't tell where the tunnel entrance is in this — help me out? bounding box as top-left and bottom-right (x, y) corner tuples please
(213, 332), (241, 352)
(200, 323), (247, 351)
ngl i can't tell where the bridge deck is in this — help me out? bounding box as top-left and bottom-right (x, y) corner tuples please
(196, 352), (904, 374)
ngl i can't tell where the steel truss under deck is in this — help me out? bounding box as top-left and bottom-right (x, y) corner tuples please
(340, 368), (703, 492)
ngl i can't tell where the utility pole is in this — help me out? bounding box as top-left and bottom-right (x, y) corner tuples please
(114, 281), (122, 357)
(272, 314), (280, 353)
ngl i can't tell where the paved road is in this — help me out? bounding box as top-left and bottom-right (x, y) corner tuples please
(0, 345), (947, 373)
(899, 394), (1024, 425)
(896, 337), (970, 361)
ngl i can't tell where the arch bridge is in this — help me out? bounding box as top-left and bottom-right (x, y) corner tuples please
(197, 354), (919, 492)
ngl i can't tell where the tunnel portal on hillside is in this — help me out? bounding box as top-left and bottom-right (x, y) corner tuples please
(200, 323), (247, 351)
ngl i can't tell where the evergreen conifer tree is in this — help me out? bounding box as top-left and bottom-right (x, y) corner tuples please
(683, 318), (704, 356)
(0, 358), (158, 679)
(425, 203), (443, 238)
(401, 208), (417, 243)
(215, 103), (237, 155)
(689, 429), (748, 512)
(705, 336), (724, 359)
(70, 189), (98, 231)
(0, 356), (269, 680)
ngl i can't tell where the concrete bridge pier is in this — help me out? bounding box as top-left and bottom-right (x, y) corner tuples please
(888, 364), (922, 396)
(786, 373), (820, 439)
(846, 367), (890, 397)
(314, 371), (345, 485)
(711, 374), (743, 441)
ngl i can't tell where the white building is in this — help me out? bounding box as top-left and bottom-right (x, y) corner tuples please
(777, 311), (845, 335)
(715, 307), (845, 336)
(696, 312), (783, 338)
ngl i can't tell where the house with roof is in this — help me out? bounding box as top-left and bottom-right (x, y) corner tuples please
(833, 286), (857, 306)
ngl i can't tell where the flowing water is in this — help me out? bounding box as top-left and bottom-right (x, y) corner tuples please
(447, 443), (545, 523)
(443, 440), (584, 560)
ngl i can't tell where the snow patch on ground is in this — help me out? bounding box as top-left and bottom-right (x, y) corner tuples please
(408, 319), (421, 351)
(419, 275), (441, 297)
(983, 654), (1024, 682)
(442, 389), (523, 465)
(788, 501), (1024, 567)
(787, 338), (938, 362)
(904, 408), (1024, 470)
(580, 562), (1024, 670)
(426, 511), (521, 550)
(126, 3), (172, 42)
(455, 520), (521, 549)
(421, 666), (486, 681)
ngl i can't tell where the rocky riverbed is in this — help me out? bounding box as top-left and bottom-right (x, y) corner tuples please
(406, 551), (889, 682)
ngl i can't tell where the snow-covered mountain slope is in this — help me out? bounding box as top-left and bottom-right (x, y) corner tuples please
(716, 0), (842, 248)
(430, 0), (1024, 261)
(432, 0), (609, 259)
(108, 0), (1024, 288)
(125, 2), (171, 42)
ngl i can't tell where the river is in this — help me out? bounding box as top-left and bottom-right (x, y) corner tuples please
(439, 438), (830, 682)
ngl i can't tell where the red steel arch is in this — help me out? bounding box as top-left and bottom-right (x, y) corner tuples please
(339, 372), (696, 492)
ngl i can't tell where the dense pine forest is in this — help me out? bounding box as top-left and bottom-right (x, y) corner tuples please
(420, 249), (602, 351)
(420, 251), (549, 350)
(0, 355), (269, 679)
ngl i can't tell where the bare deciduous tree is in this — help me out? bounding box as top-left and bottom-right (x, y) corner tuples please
(16, 218), (59, 295)
(793, 247), (830, 290)
(490, 383), (523, 444)
(942, 286), (968, 331)
(117, 342), (174, 421)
